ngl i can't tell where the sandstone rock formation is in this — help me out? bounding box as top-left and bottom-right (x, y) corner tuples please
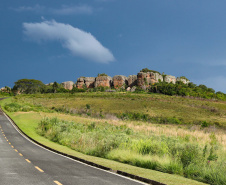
(61, 81), (74, 90)
(112, 75), (127, 89)
(95, 76), (112, 88)
(71, 69), (189, 91)
(164, 75), (176, 84)
(176, 77), (190, 84)
(128, 75), (137, 87)
(84, 77), (95, 88)
(76, 77), (85, 89)
(154, 73), (163, 83)
(137, 72), (163, 87)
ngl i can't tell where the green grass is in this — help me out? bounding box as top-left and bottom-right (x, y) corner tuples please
(0, 97), (208, 185)
(36, 117), (225, 185)
(12, 93), (226, 128)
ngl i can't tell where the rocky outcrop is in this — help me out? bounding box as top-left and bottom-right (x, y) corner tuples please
(76, 77), (85, 89)
(84, 77), (95, 88)
(137, 72), (163, 87)
(70, 69), (189, 90)
(61, 81), (74, 90)
(95, 76), (112, 88)
(137, 72), (148, 87)
(128, 75), (137, 87)
(154, 73), (163, 83)
(164, 75), (176, 84)
(176, 77), (190, 84)
(112, 75), (127, 89)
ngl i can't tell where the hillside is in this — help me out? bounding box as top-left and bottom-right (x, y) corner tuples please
(1, 92), (226, 185)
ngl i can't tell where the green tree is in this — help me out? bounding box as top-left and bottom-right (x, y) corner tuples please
(13, 79), (45, 94)
(52, 82), (59, 93)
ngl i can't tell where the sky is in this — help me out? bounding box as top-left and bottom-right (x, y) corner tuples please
(1, 0), (226, 92)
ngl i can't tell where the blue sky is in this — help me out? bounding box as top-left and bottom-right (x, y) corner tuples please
(1, 0), (226, 92)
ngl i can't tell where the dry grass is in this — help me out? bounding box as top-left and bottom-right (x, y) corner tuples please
(14, 93), (226, 127)
(36, 111), (226, 150)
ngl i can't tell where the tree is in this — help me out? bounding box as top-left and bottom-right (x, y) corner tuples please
(13, 79), (45, 94)
(52, 82), (59, 93)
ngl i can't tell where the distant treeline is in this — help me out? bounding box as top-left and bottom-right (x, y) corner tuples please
(6, 78), (226, 101)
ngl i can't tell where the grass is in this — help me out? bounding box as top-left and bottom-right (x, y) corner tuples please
(12, 93), (226, 128)
(0, 97), (209, 185)
(36, 117), (225, 185)
(1, 93), (226, 184)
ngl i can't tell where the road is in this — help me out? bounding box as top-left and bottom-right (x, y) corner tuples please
(0, 109), (146, 185)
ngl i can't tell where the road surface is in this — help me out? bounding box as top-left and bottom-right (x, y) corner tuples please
(0, 109), (146, 185)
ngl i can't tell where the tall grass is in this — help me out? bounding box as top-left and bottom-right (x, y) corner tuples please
(12, 93), (226, 128)
(37, 117), (226, 185)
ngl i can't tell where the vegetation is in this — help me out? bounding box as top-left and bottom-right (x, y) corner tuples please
(150, 81), (226, 101)
(1, 96), (225, 184)
(2, 73), (226, 185)
(36, 117), (225, 185)
(13, 79), (45, 94)
(97, 73), (108, 77)
(179, 76), (190, 81)
(0, 102), (207, 185)
(0, 86), (13, 97)
(10, 74), (226, 102)
(140, 68), (161, 75)
(10, 93), (226, 128)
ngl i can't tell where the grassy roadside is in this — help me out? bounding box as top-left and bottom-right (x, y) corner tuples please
(0, 98), (207, 185)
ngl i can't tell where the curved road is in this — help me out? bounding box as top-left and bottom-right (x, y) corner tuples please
(0, 109), (146, 185)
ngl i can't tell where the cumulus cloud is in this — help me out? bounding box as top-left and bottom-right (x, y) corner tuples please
(12, 4), (92, 15)
(23, 20), (115, 63)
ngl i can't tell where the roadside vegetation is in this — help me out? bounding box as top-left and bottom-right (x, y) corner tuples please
(37, 117), (225, 185)
(1, 93), (226, 185)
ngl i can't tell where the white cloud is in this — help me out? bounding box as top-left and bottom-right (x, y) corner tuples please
(23, 20), (115, 63)
(12, 4), (45, 13)
(49, 5), (92, 15)
(12, 4), (92, 15)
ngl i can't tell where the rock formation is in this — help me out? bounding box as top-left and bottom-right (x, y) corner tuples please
(61, 81), (74, 90)
(176, 77), (190, 84)
(59, 69), (190, 91)
(95, 76), (112, 88)
(84, 77), (95, 88)
(137, 72), (163, 87)
(128, 75), (137, 87)
(76, 77), (85, 89)
(164, 75), (176, 84)
(112, 75), (127, 89)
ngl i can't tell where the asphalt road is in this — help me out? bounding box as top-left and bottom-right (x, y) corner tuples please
(0, 109), (146, 185)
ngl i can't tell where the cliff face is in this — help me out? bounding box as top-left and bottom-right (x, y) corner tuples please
(84, 77), (95, 88)
(61, 81), (74, 90)
(76, 78), (85, 89)
(176, 77), (190, 84)
(73, 69), (189, 90)
(164, 75), (176, 84)
(95, 76), (112, 88)
(112, 75), (127, 89)
(137, 72), (163, 87)
(128, 75), (137, 87)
